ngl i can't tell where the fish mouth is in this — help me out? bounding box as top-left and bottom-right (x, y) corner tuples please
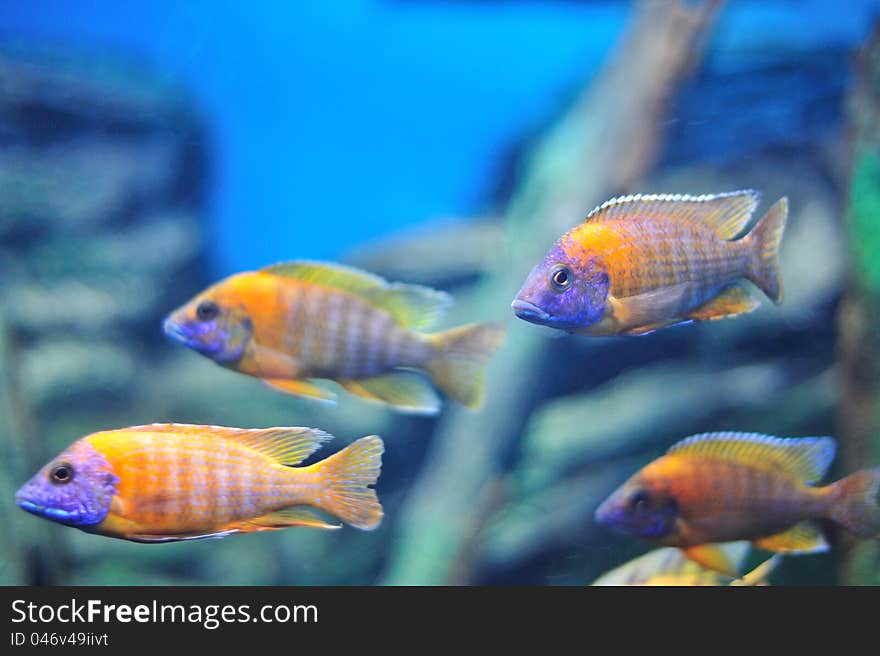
(15, 497), (79, 523)
(162, 317), (191, 344)
(511, 298), (551, 324)
(594, 498), (614, 526)
(16, 498), (41, 515)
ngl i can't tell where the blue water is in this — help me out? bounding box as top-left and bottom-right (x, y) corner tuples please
(1, 0), (877, 275)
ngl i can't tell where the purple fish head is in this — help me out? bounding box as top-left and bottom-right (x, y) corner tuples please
(511, 243), (610, 331)
(16, 440), (119, 528)
(594, 477), (679, 540)
(163, 282), (253, 365)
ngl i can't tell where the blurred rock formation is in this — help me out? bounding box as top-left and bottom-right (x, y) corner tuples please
(837, 22), (880, 586)
(0, 45), (209, 584)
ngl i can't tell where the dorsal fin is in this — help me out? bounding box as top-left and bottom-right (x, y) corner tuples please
(263, 260), (387, 294)
(261, 260), (452, 330)
(585, 190), (761, 240)
(668, 432), (836, 484)
(126, 423), (333, 465)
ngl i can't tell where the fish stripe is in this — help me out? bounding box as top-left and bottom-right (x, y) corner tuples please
(285, 282), (306, 362)
(321, 290), (342, 370)
(336, 295), (353, 377)
(313, 287), (330, 369)
(300, 286), (318, 367)
(344, 299), (365, 378)
(363, 308), (386, 376)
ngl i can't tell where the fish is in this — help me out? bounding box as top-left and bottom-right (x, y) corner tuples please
(594, 432), (880, 575)
(163, 261), (505, 414)
(511, 191), (788, 336)
(592, 543), (781, 586)
(15, 423), (384, 542)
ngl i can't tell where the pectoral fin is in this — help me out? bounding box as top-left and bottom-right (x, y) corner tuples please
(608, 284), (690, 335)
(264, 378), (337, 403)
(340, 371), (440, 414)
(681, 544), (739, 577)
(752, 521), (829, 554)
(687, 283), (760, 321)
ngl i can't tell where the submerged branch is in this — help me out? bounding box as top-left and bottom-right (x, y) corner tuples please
(382, 0), (725, 585)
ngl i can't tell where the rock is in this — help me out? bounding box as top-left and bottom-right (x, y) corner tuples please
(4, 276), (160, 334)
(0, 140), (184, 235)
(0, 44), (212, 585)
(0, 44), (197, 141)
(517, 361), (790, 494)
(19, 339), (137, 406)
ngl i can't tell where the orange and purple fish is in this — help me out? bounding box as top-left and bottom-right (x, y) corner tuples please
(591, 543), (780, 586)
(512, 191), (788, 336)
(15, 423), (383, 542)
(594, 432), (880, 575)
(163, 261), (505, 414)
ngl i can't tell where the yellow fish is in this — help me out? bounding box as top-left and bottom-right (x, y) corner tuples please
(164, 261), (505, 414)
(16, 423), (383, 542)
(595, 432), (880, 575)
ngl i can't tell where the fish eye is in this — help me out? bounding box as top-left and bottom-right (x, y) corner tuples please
(549, 265), (572, 291)
(196, 300), (220, 322)
(49, 462), (74, 485)
(629, 490), (650, 512)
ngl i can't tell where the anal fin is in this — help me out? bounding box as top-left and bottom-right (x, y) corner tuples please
(127, 529), (238, 543)
(623, 320), (693, 336)
(681, 544), (739, 577)
(688, 283), (760, 322)
(340, 371), (440, 415)
(752, 521), (829, 554)
(230, 507), (342, 532)
(264, 378), (337, 403)
(731, 555), (783, 586)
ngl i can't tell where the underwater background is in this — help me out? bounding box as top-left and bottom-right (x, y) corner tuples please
(1, 0), (880, 585)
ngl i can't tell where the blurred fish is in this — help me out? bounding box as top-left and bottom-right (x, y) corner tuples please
(592, 543), (781, 586)
(594, 432), (880, 575)
(15, 423), (384, 542)
(512, 191), (788, 336)
(163, 261), (505, 414)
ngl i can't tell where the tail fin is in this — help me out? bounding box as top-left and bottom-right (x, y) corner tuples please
(308, 436), (384, 530)
(745, 197), (788, 304)
(425, 322), (506, 409)
(828, 466), (880, 538)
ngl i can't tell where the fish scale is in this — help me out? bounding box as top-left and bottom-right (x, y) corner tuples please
(128, 436), (286, 520)
(614, 220), (745, 314)
(612, 220), (740, 296)
(120, 440), (282, 528)
(285, 284), (399, 378)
